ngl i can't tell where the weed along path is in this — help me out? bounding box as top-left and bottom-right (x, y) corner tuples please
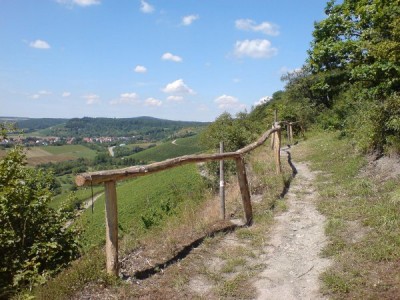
(255, 159), (331, 299)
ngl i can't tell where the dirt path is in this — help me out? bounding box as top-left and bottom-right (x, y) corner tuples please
(65, 192), (103, 228)
(255, 161), (331, 299)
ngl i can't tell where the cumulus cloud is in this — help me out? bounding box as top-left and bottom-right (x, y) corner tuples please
(144, 97), (162, 107)
(29, 39), (50, 49)
(161, 52), (182, 62)
(140, 0), (154, 13)
(83, 94), (100, 105)
(182, 14), (199, 26)
(235, 19), (279, 36)
(110, 93), (139, 105)
(62, 92), (71, 97)
(56, 0), (100, 7)
(166, 95), (184, 102)
(162, 79), (195, 95)
(254, 96), (272, 106)
(214, 94), (246, 111)
(233, 39), (277, 58)
(31, 90), (52, 99)
(134, 65), (147, 73)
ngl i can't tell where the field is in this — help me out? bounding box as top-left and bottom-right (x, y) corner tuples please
(127, 135), (206, 162)
(39, 145), (97, 159)
(0, 144), (97, 165)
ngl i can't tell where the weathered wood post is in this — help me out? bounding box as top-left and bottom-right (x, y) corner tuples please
(270, 124), (275, 150)
(104, 180), (119, 276)
(235, 156), (253, 225)
(286, 123), (290, 144)
(274, 122), (282, 174)
(219, 141), (225, 220)
(289, 122), (293, 144)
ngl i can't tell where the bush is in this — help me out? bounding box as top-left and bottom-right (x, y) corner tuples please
(0, 148), (80, 297)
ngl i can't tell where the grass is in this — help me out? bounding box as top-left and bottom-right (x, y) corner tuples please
(33, 163), (207, 298)
(76, 164), (206, 251)
(293, 130), (400, 299)
(39, 144), (97, 159)
(50, 186), (104, 210)
(127, 134), (206, 162)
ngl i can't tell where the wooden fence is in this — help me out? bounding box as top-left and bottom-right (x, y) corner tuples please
(75, 125), (283, 276)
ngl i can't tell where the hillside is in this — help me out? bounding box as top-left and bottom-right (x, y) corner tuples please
(60, 116), (207, 138)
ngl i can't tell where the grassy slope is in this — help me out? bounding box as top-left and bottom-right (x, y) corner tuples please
(293, 130), (400, 299)
(127, 135), (206, 162)
(77, 164), (205, 250)
(33, 163), (207, 299)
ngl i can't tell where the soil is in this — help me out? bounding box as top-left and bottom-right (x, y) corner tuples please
(254, 161), (331, 299)
(360, 153), (400, 182)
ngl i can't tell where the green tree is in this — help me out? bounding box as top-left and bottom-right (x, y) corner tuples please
(0, 147), (80, 296)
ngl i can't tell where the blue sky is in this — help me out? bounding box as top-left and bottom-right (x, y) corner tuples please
(0, 0), (328, 121)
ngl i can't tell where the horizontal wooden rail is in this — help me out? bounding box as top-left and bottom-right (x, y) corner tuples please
(75, 126), (280, 187)
(74, 124), (282, 276)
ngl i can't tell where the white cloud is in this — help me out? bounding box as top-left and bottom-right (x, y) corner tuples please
(31, 90), (52, 99)
(38, 90), (52, 95)
(235, 19), (279, 36)
(182, 15), (199, 26)
(62, 92), (71, 97)
(110, 93), (139, 105)
(162, 79), (195, 95)
(144, 97), (162, 107)
(279, 66), (302, 75)
(166, 95), (184, 102)
(214, 94), (247, 111)
(233, 39), (277, 58)
(134, 65), (147, 73)
(29, 39), (50, 49)
(254, 96), (272, 106)
(56, 0), (100, 7)
(140, 0), (154, 13)
(83, 94), (100, 105)
(161, 52), (182, 62)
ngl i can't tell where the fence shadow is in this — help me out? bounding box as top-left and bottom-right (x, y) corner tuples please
(279, 146), (298, 198)
(122, 222), (239, 281)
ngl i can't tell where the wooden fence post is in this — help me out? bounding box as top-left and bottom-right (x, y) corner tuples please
(274, 123), (282, 174)
(289, 123), (293, 144)
(219, 141), (225, 220)
(270, 124), (275, 150)
(104, 180), (119, 276)
(235, 156), (253, 225)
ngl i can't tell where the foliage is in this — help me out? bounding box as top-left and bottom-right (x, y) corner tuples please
(259, 0), (400, 154)
(0, 148), (80, 297)
(200, 112), (256, 152)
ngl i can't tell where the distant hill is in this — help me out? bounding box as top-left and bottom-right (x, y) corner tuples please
(2, 116), (208, 139)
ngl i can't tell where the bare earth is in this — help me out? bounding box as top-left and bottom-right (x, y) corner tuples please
(255, 162), (331, 300)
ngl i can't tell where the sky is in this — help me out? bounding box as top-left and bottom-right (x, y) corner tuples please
(0, 0), (328, 122)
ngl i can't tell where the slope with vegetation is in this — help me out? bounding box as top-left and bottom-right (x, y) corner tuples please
(1, 0), (399, 298)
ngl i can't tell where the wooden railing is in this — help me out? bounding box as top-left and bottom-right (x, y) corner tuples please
(75, 125), (283, 276)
